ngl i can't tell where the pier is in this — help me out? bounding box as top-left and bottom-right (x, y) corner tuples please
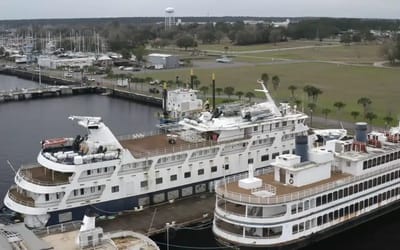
(96, 193), (215, 236)
(0, 68), (163, 106)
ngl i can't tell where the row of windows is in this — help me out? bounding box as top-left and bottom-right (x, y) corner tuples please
(86, 166), (115, 176)
(157, 154), (187, 164)
(291, 169), (400, 215)
(293, 187), (400, 234)
(253, 120), (298, 132)
(261, 150), (294, 162)
(148, 165), (226, 186)
(73, 186), (102, 196)
(363, 151), (400, 170)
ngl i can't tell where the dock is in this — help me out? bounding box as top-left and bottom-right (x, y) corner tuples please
(96, 193), (215, 236)
(0, 68), (163, 107)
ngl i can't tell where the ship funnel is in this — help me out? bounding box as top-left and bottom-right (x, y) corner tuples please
(295, 135), (308, 162)
(355, 122), (368, 143)
(79, 209), (96, 232)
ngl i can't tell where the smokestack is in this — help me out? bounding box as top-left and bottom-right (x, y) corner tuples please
(355, 122), (368, 143)
(295, 135), (308, 162)
(212, 73), (216, 111)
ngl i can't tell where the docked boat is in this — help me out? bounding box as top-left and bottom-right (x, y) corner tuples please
(3, 82), (309, 228)
(213, 122), (400, 249)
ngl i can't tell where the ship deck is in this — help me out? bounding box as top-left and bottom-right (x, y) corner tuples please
(119, 134), (214, 158)
(20, 165), (72, 186)
(225, 171), (351, 197)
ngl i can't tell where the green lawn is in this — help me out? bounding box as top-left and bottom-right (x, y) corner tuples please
(136, 62), (400, 126)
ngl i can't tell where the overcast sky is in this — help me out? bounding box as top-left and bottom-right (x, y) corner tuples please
(1, 0), (399, 20)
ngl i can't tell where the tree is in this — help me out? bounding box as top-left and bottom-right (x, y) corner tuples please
(340, 32), (352, 45)
(303, 85), (313, 101)
(307, 103), (317, 126)
(272, 75), (280, 91)
(311, 87), (322, 103)
(357, 97), (372, 114)
(199, 86), (209, 97)
(216, 87), (223, 96)
(383, 114), (394, 128)
(193, 79), (201, 89)
(333, 101), (346, 114)
(224, 86), (235, 99)
(120, 48), (131, 59)
(269, 29), (282, 45)
(245, 92), (255, 102)
(365, 112), (377, 125)
(294, 99), (302, 108)
(288, 85), (297, 98)
(176, 35), (197, 50)
(321, 108), (332, 122)
(261, 73), (269, 85)
(350, 111), (360, 121)
(235, 91), (244, 100)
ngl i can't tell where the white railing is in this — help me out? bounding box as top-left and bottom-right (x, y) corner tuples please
(18, 165), (71, 186)
(33, 220), (82, 236)
(252, 183), (277, 195)
(216, 161), (400, 205)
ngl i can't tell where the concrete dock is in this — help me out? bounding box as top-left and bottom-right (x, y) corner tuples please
(96, 193), (215, 236)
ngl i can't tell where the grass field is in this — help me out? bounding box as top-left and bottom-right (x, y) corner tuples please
(136, 60), (400, 126)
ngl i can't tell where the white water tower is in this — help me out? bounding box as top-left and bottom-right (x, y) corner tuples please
(165, 7), (175, 30)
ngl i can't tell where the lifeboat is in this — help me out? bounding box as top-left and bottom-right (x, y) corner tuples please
(42, 138), (68, 149)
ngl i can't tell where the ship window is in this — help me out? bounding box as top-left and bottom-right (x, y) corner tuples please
(334, 210), (339, 219)
(354, 184), (358, 193)
(299, 222), (304, 232)
(348, 186), (353, 195)
(316, 197), (321, 206)
(224, 164), (229, 170)
(391, 172), (395, 180)
(363, 161), (367, 170)
(377, 176), (382, 185)
(87, 170), (91, 175)
(328, 212), (333, 222)
(373, 178), (377, 186)
(292, 224), (298, 234)
(282, 121), (287, 127)
(275, 123), (279, 128)
(111, 186), (119, 193)
(198, 169), (204, 175)
(390, 153), (394, 161)
(333, 191), (338, 201)
(304, 200), (310, 210)
(359, 201), (364, 210)
(248, 158), (254, 164)
(261, 154), (269, 161)
(140, 181), (148, 188)
(45, 194), (49, 201)
(339, 208), (344, 217)
(321, 195), (327, 204)
(343, 188), (348, 197)
(317, 216), (322, 226)
(184, 172), (191, 178)
(272, 152), (279, 159)
(170, 174), (177, 181)
(254, 126), (258, 131)
(283, 150), (290, 155)
(305, 220), (310, 230)
(80, 188), (84, 195)
(359, 183), (363, 192)
(297, 202), (303, 212)
(97, 168), (101, 174)
(396, 171), (400, 179)
(56, 193), (60, 199)
(104, 167), (108, 172)
(91, 187), (95, 193)
(98, 186), (101, 191)
(338, 189), (343, 198)
(211, 166), (217, 173)
(156, 177), (163, 184)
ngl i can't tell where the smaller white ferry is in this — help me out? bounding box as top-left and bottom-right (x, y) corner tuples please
(213, 122), (400, 249)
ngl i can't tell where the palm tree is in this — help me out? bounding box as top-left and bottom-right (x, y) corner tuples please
(350, 111), (360, 121)
(311, 87), (323, 103)
(357, 97), (372, 115)
(307, 103), (317, 126)
(272, 75), (280, 91)
(245, 92), (255, 102)
(294, 99), (302, 108)
(321, 108), (332, 123)
(365, 112), (377, 125)
(303, 85), (313, 102)
(235, 91), (244, 100)
(216, 87), (223, 96)
(288, 85), (297, 98)
(333, 101), (346, 113)
(224, 86), (235, 99)
(261, 73), (269, 85)
(383, 114), (394, 129)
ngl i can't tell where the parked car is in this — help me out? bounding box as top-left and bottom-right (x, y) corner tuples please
(216, 56), (232, 63)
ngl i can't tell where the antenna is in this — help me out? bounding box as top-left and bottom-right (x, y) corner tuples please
(6, 160), (17, 174)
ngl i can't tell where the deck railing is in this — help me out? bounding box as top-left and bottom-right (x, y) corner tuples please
(18, 164), (71, 186)
(216, 161), (400, 205)
(8, 186), (35, 207)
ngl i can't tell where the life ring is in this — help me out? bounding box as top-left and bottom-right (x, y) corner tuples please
(289, 178), (294, 184)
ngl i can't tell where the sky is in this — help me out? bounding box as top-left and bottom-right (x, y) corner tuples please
(1, 0), (399, 20)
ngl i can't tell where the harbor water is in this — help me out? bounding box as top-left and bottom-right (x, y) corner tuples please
(0, 75), (399, 250)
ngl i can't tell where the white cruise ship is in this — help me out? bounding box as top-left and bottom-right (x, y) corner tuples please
(213, 122), (400, 249)
(3, 82), (309, 228)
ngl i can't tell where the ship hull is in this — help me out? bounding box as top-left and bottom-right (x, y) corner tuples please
(45, 178), (217, 226)
(215, 199), (400, 250)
